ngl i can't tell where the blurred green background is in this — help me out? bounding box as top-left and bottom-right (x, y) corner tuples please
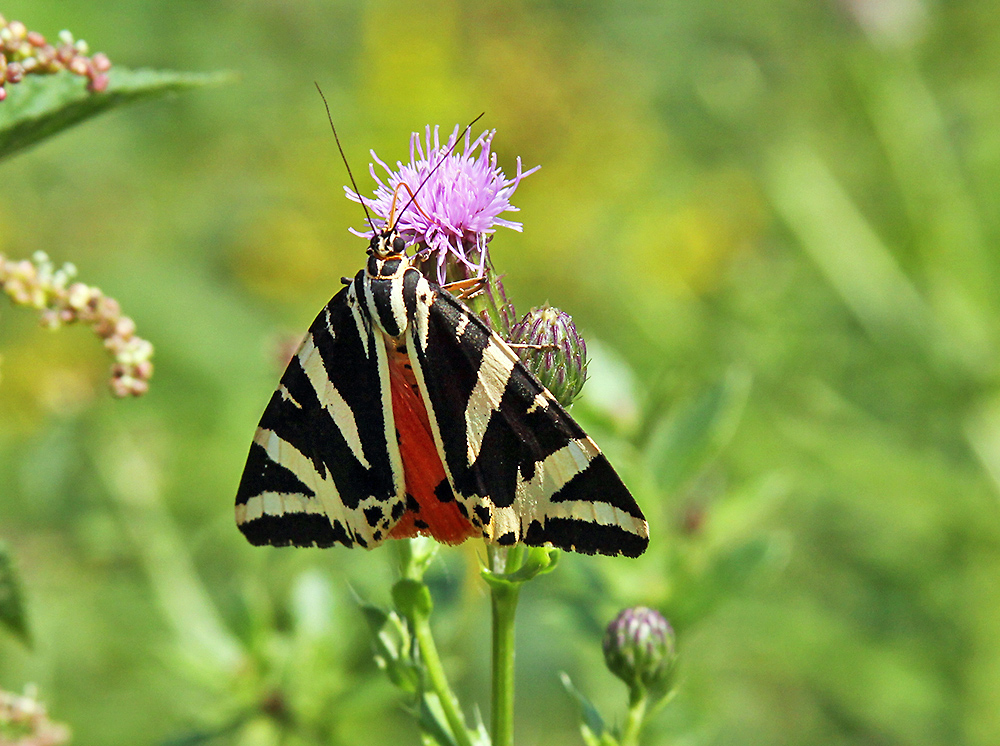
(3, 0), (1000, 744)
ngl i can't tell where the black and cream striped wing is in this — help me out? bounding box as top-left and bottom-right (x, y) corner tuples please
(405, 284), (649, 558)
(235, 280), (406, 549)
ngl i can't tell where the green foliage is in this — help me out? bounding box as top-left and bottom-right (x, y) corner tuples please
(358, 547), (488, 746)
(0, 542), (29, 646)
(360, 603), (420, 693)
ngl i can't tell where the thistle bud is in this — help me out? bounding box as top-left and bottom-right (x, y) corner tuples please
(508, 305), (588, 407)
(602, 607), (676, 694)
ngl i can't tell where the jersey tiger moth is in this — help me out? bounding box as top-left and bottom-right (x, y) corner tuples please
(235, 122), (649, 558)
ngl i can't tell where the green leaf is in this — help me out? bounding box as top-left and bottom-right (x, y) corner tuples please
(417, 693), (491, 746)
(645, 366), (751, 493)
(0, 541), (30, 645)
(0, 67), (231, 162)
(467, 707), (492, 746)
(417, 692), (461, 746)
(393, 578), (434, 621)
(560, 672), (616, 746)
(359, 602), (421, 694)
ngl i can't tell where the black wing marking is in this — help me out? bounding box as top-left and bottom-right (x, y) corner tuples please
(235, 279), (405, 549)
(404, 272), (649, 557)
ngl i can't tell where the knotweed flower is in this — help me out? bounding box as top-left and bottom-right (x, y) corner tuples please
(347, 125), (539, 285)
(0, 252), (153, 397)
(0, 17), (111, 101)
(0, 685), (70, 745)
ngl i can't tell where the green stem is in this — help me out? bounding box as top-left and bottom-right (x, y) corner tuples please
(619, 687), (649, 746)
(490, 576), (520, 746)
(411, 611), (475, 746)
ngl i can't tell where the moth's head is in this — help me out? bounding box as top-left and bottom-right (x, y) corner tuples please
(369, 228), (407, 259)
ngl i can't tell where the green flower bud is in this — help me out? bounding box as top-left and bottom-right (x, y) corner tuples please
(509, 305), (588, 407)
(602, 607), (676, 693)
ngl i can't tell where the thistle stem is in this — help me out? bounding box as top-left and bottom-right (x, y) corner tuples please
(411, 611), (475, 746)
(490, 578), (520, 746)
(619, 687), (649, 746)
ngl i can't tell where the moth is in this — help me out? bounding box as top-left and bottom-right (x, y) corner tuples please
(235, 119), (648, 557)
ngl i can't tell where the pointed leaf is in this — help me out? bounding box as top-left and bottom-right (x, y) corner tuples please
(560, 672), (613, 746)
(359, 602), (421, 693)
(468, 706), (492, 746)
(417, 692), (460, 746)
(393, 578), (434, 621)
(0, 67), (231, 162)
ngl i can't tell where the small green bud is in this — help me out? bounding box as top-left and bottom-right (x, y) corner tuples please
(398, 535), (439, 581)
(602, 607), (676, 694)
(509, 305), (588, 407)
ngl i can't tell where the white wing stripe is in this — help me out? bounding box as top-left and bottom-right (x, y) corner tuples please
(413, 277), (433, 352)
(298, 332), (372, 470)
(246, 427), (348, 525)
(488, 437), (644, 538)
(464, 342), (517, 463)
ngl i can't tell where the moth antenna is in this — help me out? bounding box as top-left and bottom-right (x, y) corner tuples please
(391, 112), (486, 233)
(386, 181), (433, 228)
(314, 82), (378, 235)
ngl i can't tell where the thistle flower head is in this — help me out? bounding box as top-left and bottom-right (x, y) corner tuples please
(347, 125), (539, 284)
(602, 606), (676, 694)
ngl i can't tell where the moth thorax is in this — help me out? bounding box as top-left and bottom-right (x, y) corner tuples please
(367, 254), (405, 280)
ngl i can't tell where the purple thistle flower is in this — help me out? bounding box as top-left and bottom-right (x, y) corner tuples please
(346, 125), (539, 285)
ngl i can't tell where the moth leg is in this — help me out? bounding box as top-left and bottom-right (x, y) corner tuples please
(442, 276), (487, 301)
